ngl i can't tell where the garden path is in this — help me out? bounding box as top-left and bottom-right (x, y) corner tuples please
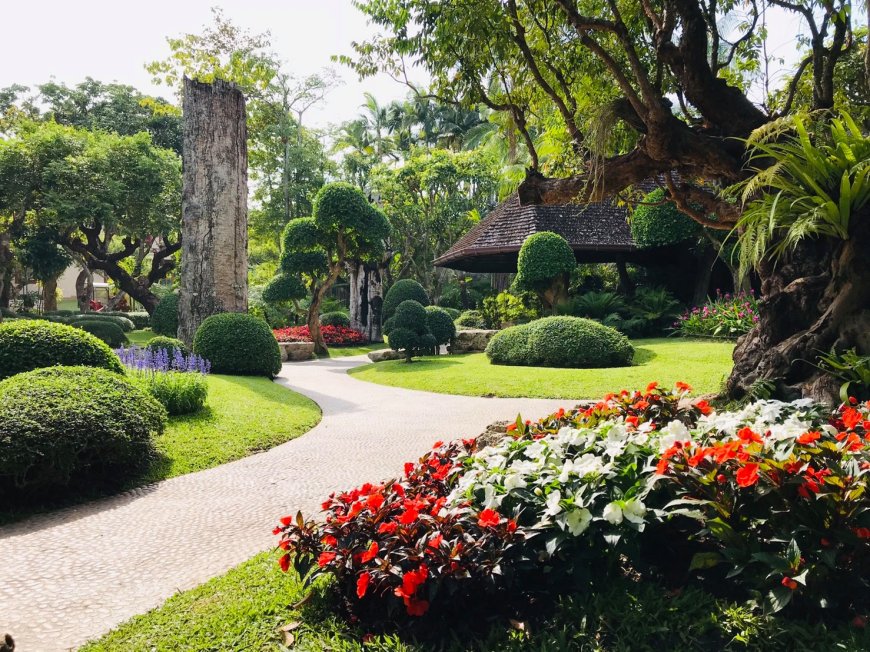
(0, 354), (565, 652)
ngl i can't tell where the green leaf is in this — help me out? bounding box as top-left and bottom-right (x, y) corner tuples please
(689, 552), (723, 571)
(765, 586), (793, 613)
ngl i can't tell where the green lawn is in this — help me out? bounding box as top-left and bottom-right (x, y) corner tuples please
(142, 375), (321, 483)
(326, 342), (388, 358)
(126, 328), (156, 346)
(348, 338), (734, 399)
(81, 551), (867, 652)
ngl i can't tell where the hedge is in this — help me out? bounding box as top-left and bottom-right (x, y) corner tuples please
(73, 319), (128, 348)
(146, 336), (188, 356)
(151, 293), (179, 337)
(0, 366), (166, 496)
(193, 312), (281, 377)
(0, 320), (124, 379)
(486, 316), (634, 368)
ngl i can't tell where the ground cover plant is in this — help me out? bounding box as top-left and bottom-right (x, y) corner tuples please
(676, 290), (760, 338)
(272, 384), (870, 640)
(351, 339), (732, 399)
(274, 324), (367, 346)
(0, 319), (124, 379)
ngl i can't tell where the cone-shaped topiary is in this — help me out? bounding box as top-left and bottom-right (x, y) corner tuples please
(383, 279), (429, 321)
(0, 320), (124, 379)
(193, 312), (281, 377)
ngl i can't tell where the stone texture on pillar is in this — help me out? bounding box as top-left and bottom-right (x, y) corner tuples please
(178, 77), (248, 345)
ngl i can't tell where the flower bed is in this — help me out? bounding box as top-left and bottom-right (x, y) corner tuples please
(275, 383), (870, 628)
(116, 346), (210, 415)
(273, 325), (367, 346)
(676, 289), (759, 337)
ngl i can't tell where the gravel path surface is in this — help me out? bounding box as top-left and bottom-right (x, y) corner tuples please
(0, 355), (567, 651)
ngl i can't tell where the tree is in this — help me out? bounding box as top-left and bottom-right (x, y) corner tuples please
(349, 0), (865, 400)
(178, 79), (249, 345)
(13, 228), (72, 311)
(275, 183), (391, 354)
(515, 231), (576, 313)
(0, 121), (181, 312)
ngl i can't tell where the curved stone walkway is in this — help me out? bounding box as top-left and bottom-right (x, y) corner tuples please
(0, 355), (567, 651)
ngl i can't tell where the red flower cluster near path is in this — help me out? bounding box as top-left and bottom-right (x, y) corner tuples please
(273, 325), (367, 345)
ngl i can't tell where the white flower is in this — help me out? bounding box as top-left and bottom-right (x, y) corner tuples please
(525, 442), (546, 459)
(545, 489), (562, 516)
(558, 427), (588, 447)
(622, 499), (646, 524)
(504, 472), (527, 491)
(565, 508), (592, 535)
(658, 419), (690, 452)
(602, 501), (624, 525)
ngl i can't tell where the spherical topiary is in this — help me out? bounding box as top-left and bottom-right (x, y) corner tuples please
(515, 232), (576, 292)
(73, 319), (128, 347)
(388, 300), (432, 361)
(193, 312), (281, 377)
(0, 320), (124, 379)
(313, 182), (378, 233)
(151, 293), (179, 337)
(69, 313), (135, 332)
(630, 188), (702, 249)
(425, 306), (456, 347)
(320, 311), (351, 327)
(263, 273), (307, 303)
(455, 309), (487, 329)
(0, 366), (166, 496)
(146, 335), (187, 356)
(282, 216), (322, 251)
(386, 327), (419, 355)
(486, 316), (633, 368)
(393, 300), (429, 332)
(383, 279), (429, 321)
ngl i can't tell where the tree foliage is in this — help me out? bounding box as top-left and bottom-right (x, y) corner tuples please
(515, 231), (576, 311)
(630, 188), (702, 249)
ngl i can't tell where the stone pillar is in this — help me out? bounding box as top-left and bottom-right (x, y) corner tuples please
(178, 78), (248, 345)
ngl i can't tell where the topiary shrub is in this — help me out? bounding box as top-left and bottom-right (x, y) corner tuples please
(73, 319), (128, 347)
(630, 188), (702, 249)
(387, 300), (432, 362)
(455, 309), (487, 330)
(0, 366), (166, 497)
(151, 293), (179, 337)
(320, 311), (351, 327)
(440, 307), (461, 320)
(425, 306), (456, 353)
(146, 335), (188, 356)
(69, 313), (135, 332)
(101, 311), (150, 329)
(0, 320), (124, 379)
(382, 279), (429, 321)
(515, 232), (576, 312)
(486, 316), (633, 368)
(193, 312), (281, 377)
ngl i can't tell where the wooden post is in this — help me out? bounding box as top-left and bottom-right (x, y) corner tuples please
(178, 78), (249, 345)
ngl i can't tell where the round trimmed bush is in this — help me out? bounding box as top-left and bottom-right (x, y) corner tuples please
(455, 309), (487, 330)
(263, 273), (307, 303)
(0, 366), (166, 496)
(386, 327), (419, 354)
(193, 312), (281, 377)
(393, 300), (428, 331)
(630, 188), (702, 249)
(320, 311), (351, 327)
(425, 306), (456, 347)
(388, 300), (432, 361)
(146, 336), (187, 356)
(69, 313), (135, 332)
(515, 232), (576, 293)
(0, 320), (124, 379)
(486, 316), (633, 368)
(74, 319), (128, 347)
(383, 279), (429, 321)
(151, 293), (179, 337)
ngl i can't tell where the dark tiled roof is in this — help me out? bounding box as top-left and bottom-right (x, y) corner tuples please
(434, 192), (641, 272)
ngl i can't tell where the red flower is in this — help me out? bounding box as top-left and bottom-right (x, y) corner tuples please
(854, 527), (870, 539)
(694, 400), (713, 415)
(279, 553), (291, 572)
(477, 508), (501, 527)
(272, 526), (282, 535)
(404, 462), (415, 477)
(395, 565), (429, 599)
(675, 381), (692, 392)
(356, 572), (371, 599)
(432, 440), (444, 448)
(625, 415), (639, 428)
(797, 431), (821, 445)
(633, 400), (650, 410)
(361, 541), (379, 563)
(317, 551), (337, 567)
(781, 576), (798, 590)
(842, 407), (861, 430)
(506, 519), (518, 533)
(378, 522), (398, 535)
(736, 427), (762, 444)
(716, 473), (727, 484)
(398, 509), (419, 524)
(736, 463), (759, 487)
(322, 534), (338, 547)
(646, 381), (659, 392)
(404, 597), (430, 616)
(366, 493), (385, 511)
(428, 533), (443, 549)
(279, 515), (293, 526)
(655, 458), (670, 475)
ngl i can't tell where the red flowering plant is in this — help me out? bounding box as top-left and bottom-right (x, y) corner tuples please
(273, 325), (367, 346)
(653, 399), (870, 614)
(273, 439), (525, 625)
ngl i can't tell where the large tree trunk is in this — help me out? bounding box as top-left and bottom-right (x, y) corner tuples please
(0, 232), (11, 309)
(42, 277), (58, 312)
(727, 214), (870, 404)
(348, 260), (386, 343)
(75, 267), (93, 312)
(178, 78), (249, 346)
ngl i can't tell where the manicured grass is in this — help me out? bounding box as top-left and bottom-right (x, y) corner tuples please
(126, 328), (156, 346)
(143, 375), (321, 483)
(326, 342), (388, 358)
(81, 551), (868, 652)
(349, 338), (734, 399)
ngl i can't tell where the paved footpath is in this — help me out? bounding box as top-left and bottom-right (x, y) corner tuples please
(0, 355), (566, 651)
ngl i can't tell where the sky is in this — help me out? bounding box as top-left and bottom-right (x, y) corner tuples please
(0, 0), (831, 131)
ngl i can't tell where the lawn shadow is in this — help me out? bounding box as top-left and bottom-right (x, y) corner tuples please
(632, 346), (657, 366)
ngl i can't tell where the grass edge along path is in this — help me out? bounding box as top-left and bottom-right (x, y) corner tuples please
(80, 550), (869, 652)
(348, 338), (734, 399)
